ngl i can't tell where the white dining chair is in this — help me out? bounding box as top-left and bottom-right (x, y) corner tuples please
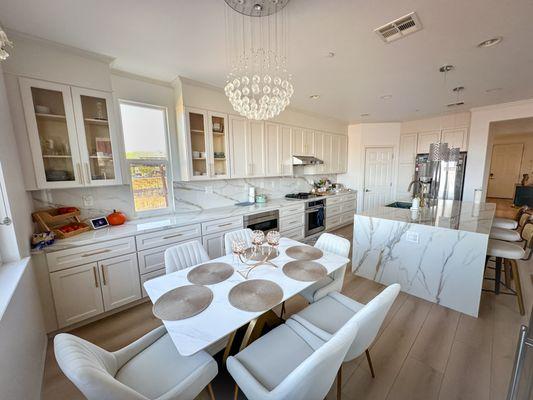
(164, 240), (209, 274)
(224, 228), (253, 255)
(289, 283), (401, 398)
(226, 312), (360, 400)
(299, 233), (351, 303)
(54, 325), (218, 400)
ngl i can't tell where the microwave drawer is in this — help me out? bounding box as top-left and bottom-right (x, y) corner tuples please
(135, 224), (201, 251)
(46, 237), (136, 272)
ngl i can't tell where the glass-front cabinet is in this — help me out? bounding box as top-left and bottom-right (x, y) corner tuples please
(19, 78), (121, 189)
(185, 108), (229, 180)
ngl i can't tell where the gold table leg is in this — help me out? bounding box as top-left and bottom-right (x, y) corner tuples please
(222, 330), (237, 364)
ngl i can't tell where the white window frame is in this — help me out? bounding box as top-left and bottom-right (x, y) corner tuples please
(118, 100), (175, 218)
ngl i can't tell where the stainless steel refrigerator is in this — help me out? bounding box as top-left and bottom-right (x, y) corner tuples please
(412, 152), (467, 201)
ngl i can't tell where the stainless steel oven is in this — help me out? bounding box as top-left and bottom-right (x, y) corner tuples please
(244, 210), (279, 233)
(305, 199), (325, 236)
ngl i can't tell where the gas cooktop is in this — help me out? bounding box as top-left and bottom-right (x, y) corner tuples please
(285, 192), (318, 200)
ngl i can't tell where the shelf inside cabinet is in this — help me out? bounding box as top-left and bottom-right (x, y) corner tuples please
(42, 155), (72, 159)
(36, 113), (66, 121)
(84, 118), (109, 126)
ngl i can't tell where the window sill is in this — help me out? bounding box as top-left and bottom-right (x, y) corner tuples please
(0, 257), (31, 321)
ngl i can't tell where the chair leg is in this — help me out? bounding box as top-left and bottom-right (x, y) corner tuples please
(504, 259), (512, 287)
(494, 257), (502, 294)
(337, 365), (342, 400)
(207, 383), (215, 400)
(233, 384), (239, 400)
(365, 349), (376, 378)
(510, 260), (525, 316)
(280, 301), (286, 319)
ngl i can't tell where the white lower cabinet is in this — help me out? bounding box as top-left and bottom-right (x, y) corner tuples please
(98, 254), (141, 312)
(140, 269), (166, 298)
(202, 232), (226, 259)
(283, 226), (305, 241)
(50, 262), (104, 328)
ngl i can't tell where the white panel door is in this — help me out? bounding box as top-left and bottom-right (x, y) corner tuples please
(292, 127), (304, 156)
(487, 143), (524, 198)
(441, 127), (468, 151)
(280, 125), (293, 176)
(202, 232), (225, 259)
(99, 254), (141, 311)
(50, 263), (104, 328)
(248, 121), (265, 177)
(339, 135), (348, 173)
(399, 134), (418, 163)
(229, 116), (248, 178)
(265, 123), (281, 176)
(363, 147), (394, 211)
(417, 130), (441, 154)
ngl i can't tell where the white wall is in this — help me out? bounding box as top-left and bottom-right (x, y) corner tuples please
(401, 112), (471, 134)
(338, 123), (401, 211)
(464, 100), (533, 201)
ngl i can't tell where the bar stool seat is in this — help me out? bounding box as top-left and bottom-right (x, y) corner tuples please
(492, 217), (518, 230)
(490, 227), (522, 242)
(487, 239), (525, 258)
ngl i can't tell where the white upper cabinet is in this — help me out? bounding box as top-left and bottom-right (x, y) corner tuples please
(416, 130), (441, 154)
(185, 108), (230, 180)
(339, 135), (348, 173)
(292, 127), (314, 156)
(229, 115), (248, 178)
(19, 77), (122, 189)
(265, 123), (281, 177)
(313, 131), (324, 171)
(441, 127), (468, 151)
(248, 121), (266, 177)
(280, 125), (293, 176)
(399, 133), (418, 163)
(303, 129), (314, 156)
(322, 133), (333, 173)
(331, 134), (341, 173)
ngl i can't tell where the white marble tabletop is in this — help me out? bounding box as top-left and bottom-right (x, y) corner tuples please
(143, 237), (349, 356)
(359, 200), (496, 235)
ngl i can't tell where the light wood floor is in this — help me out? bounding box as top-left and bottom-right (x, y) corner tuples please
(486, 197), (517, 219)
(41, 223), (533, 400)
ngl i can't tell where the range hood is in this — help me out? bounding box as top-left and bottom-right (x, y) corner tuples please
(292, 155), (324, 165)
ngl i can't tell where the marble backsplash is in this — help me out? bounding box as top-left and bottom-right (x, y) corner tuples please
(31, 175), (336, 220)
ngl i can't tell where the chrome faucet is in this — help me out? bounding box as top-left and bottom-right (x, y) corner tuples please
(407, 180), (421, 194)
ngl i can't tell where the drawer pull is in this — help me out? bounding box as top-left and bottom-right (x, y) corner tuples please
(218, 222), (234, 228)
(101, 265), (107, 285)
(93, 267), (99, 288)
(82, 249), (112, 257)
(162, 233), (183, 240)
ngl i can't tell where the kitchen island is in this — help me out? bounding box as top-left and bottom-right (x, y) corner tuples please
(352, 200), (496, 317)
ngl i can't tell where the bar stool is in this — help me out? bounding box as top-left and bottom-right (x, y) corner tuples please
(484, 222), (533, 315)
(492, 205), (529, 230)
(490, 211), (532, 242)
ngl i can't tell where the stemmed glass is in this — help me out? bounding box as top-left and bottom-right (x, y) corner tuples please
(251, 230), (265, 248)
(231, 239), (247, 267)
(266, 230), (280, 248)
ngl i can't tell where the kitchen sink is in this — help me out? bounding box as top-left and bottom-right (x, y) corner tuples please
(385, 201), (412, 209)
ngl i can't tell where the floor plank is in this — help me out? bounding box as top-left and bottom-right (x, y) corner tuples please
(386, 357), (443, 400)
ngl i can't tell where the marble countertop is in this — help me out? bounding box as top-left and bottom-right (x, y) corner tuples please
(359, 200), (496, 235)
(36, 190), (356, 253)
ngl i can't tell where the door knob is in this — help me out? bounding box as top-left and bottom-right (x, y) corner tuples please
(0, 216), (12, 226)
(365, 189), (371, 192)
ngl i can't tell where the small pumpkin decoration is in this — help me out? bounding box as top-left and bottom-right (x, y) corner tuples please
(107, 210), (127, 226)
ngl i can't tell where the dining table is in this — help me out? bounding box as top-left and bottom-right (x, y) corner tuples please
(143, 237), (350, 357)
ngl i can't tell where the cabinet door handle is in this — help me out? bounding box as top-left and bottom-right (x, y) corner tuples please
(85, 163), (92, 184)
(162, 233), (183, 240)
(77, 163), (84, 185)
(101, 265), (107, 285)
(82, 248), (111, 257)
(93, 267), (99, 288)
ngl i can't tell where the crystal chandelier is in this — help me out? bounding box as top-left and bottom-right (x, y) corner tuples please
(224, 0), (293, 120)
(0, 26), (13, 61)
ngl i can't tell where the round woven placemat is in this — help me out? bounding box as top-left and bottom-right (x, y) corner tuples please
(243, 246), (280, 261)
(228, 279), (283, 312)
(187, 262), (234, 285)
(282, 260), (328, 282)
(153, 285), (213, 321)
(285, 245), (323, 261)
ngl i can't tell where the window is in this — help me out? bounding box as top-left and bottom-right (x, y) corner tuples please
(119, 101), (173, 215)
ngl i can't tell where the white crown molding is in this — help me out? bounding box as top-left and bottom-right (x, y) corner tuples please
(110, 69), (173, 88)
(5, 28), (115, 64)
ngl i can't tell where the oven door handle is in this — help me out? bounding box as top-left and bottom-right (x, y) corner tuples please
(305, 207), (324, 213)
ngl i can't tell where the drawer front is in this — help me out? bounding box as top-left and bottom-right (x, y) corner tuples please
(47, 237), (136, 272)
(340, 200), (356, 214)
(135, 224), (201, 251)
(280, 213), (305, 232)
(326, 196), (343, 206)
(327, 204), (342, 217)
(326, 214), (342, 230)
(340, 212), (354, 225)
(282, 226), (305, 241)
(202, 216), (243, 236)
(140, 268), (166, 298)
(137, 243), (179, 275)
(280, 203), (305, 217)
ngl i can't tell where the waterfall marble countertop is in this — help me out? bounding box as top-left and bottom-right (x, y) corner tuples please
(34, 190), (356, 253)
(360, 200), (496, 235)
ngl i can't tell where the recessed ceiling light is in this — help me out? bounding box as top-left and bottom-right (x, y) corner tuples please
(327, 52), (335, 58)
(477, 36), (503, 48)
(360, 113), (370, 117)
(452, 86), (465, 92)
(380, 94), (393, 100)
(439, 65), (455, 73)
(485, 87), (503, 93)
(309, 94), (320, 100)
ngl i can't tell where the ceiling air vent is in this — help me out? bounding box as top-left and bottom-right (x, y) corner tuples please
(374, 12), (422, 43)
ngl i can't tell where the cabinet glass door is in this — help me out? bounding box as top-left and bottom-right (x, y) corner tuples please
(209, 112), (229, 178)
(187, 110), (209, 179)
(19, 78), (82, 187)
(72, 88), (120, 185)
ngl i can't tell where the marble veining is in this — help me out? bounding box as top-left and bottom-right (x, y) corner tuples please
(353, 201), (494, 317)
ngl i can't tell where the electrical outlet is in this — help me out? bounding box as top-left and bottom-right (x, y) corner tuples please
(405, 231), (419, 243)
(82, 195), (94, 207)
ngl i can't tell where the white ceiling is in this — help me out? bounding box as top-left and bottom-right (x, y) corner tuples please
(1, 0), (533, 124)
